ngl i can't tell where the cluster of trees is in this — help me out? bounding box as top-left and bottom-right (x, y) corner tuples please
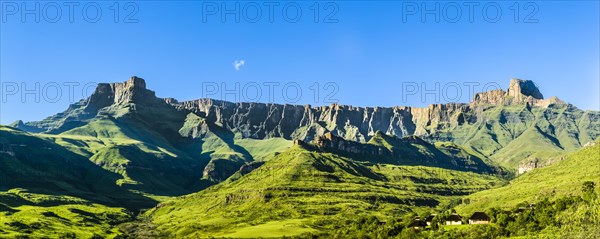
(291, 181), (599, 239)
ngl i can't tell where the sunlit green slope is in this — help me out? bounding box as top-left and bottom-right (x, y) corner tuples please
(456, 140), (600, 215)
(143, 144), (503, 238)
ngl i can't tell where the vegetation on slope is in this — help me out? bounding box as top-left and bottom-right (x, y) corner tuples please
(366, 131), (503, 175)
(456, 140), (600, 214)
(140, 145), (503, 238)
(431, 104), (599, 169)
(0, 189), (132, 239)
(2, 77), (598, 238)
(0, 126), (156, 209)
(299, 183), (599, 239)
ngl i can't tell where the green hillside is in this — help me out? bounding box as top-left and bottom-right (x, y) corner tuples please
(367, 132), (502, 174)
(40, 117), (210, 196)
(432, 104), (599, 169)
(456, 140), (600, 215)
(0, 126), (154, 238)
(0, 189), (131, 239)
(0, 126), (155, 209)
(142, 144), (503, 238)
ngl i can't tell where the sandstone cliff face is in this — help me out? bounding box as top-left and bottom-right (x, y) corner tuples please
(305, 131), (499, 174)
(170, 99), (475, 143)
(12, 76), (189, 136)
(87, 76), (159, 109)
(508, 78), (544, 100)
(168, 79), (559, 143)
(517, 155), (567, 175)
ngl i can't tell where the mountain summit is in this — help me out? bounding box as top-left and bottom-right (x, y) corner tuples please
(87, 76), (158, 109)
(471, 78), (562, 107)
(508, 78), (544, 99)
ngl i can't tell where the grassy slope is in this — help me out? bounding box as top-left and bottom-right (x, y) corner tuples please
(0, 126), (155, 208)
(433, 104), (599, 169)
(0, 189), (131, 239)
(48, 117), (206, 196)
(366, 132), (500, 174)
(178, 113), (293, 182)
(235, 137), (292, 161)
(145, 145), (503, 238)
(0, 126), (151, 238)
(2, 101), (596, 237)
(0, 120), (293, 238)
(456, 140), (600, 216)
(489, 126), (565, 167)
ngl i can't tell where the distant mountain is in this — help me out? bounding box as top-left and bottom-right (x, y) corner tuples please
(11, 76), (599, 170)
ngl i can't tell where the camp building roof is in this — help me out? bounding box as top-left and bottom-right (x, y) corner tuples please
(446, 213), (462, 221)
(469, 212), (490, 221)
(408, 219), (427, 228)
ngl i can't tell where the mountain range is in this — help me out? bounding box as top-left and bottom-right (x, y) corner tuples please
(11, 76), (599, 170)
(1, 76), (598, 238)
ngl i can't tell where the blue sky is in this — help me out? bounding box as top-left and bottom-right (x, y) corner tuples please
(1, 1), (599, 124)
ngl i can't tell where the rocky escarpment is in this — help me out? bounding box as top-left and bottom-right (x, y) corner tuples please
(313, 132), (389, 156)
(11, 76), (599, 170)
(517, 154), (568, 175)
(11, 77), (565, 140)
(517, 159), (540, 175)
(304, 131), (500, 174)
(170, 99), (474, 143)
(167, 78), (570, 143)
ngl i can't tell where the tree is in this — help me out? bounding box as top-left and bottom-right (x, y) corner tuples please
(495, 212), (511, 228)
(582, 181), (597, 202)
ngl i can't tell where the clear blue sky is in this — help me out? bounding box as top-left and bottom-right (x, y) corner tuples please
(1, 1), (599, 124)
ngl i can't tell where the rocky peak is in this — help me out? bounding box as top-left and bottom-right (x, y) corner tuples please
(11, 120), (24, 127)
(471, 78), (559, 107)
(126, 76), (147, 89)
(8, 120), (44, 133)
(86, 76), (158, 109)
(507, 78), (544, 100)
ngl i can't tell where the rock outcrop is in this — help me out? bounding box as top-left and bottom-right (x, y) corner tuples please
(12, 77), (564, 139)
(471, 78), (563, 108)
(314, 132), (388, 156)
(87, 76), (159, 110)
(305, 130), (500, 174)
(508, 78), (544, 100)
(517, 159), (539, 175)
(13, 76), (188, 135)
